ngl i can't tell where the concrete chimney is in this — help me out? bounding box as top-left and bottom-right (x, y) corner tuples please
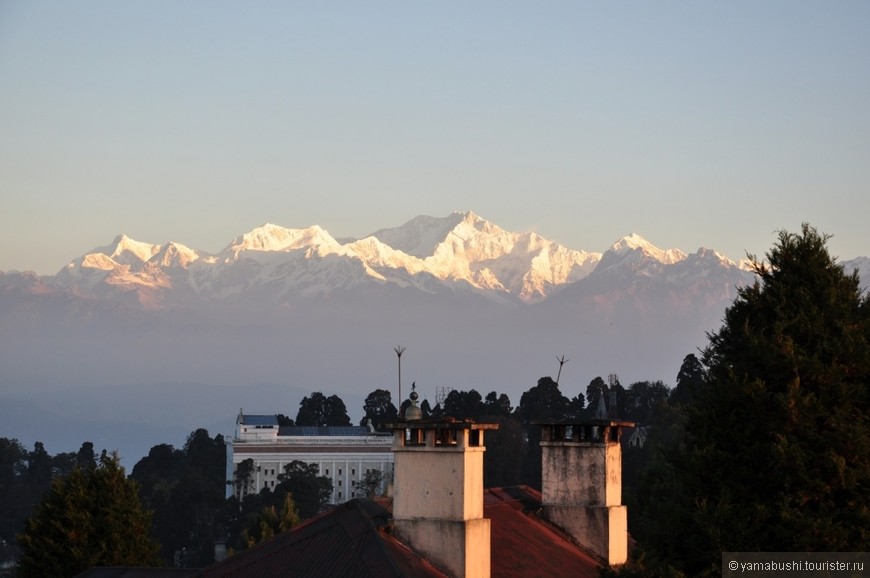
(390, 416), (498, 578)
(537, 418), (634, 566)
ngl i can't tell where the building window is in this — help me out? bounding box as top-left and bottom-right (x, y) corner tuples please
(352, 492), (355, 498)
(325, 469), (329, 476)
(352, 468), (355, 475)
(339, 468), (342, 475)
(351, 480), (356, 487)
(338, 492), (342, 499)
(338, 480), (342, 487)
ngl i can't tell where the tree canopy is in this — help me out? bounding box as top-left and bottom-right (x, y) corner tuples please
(17, 453), (159, 578)
(295, 392), (352, 426)
(237, 493), (300, 551)
(659, 224), (870, 575)
(131, 429), (226, 566)
(360, 388), (398, 431)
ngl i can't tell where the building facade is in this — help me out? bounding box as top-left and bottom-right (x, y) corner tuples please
(226, 410), (394, 504)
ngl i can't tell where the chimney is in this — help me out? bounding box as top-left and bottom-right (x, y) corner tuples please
(537, 418), (634, 566)
(390, 392), (498, 578)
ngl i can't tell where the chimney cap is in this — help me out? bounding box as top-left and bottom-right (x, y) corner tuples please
(385, 418), (499, 431)
(532, 418), (635, 428)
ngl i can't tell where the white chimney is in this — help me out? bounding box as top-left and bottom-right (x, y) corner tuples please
(538, 418), (633, 566)
(390, 411), (498, 578)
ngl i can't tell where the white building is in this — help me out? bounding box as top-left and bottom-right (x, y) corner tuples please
(226, 410), (394, 504)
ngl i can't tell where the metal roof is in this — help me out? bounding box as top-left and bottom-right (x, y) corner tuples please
(241, 415), (279, 427)
(279, 426), (386, 437)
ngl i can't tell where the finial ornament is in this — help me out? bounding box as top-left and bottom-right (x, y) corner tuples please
(405, 381), (422, 421)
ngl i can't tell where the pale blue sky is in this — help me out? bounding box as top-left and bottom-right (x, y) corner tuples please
(1, 1), (868, 274)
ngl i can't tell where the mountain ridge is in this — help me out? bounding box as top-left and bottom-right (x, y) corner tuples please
(2, 212), (867, 463)
(7, 211), (753, 306)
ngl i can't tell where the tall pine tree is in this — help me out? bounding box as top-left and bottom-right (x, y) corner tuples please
(672, 224), (870, 575)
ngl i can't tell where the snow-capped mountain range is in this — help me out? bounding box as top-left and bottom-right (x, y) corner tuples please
(1, 211), (867, 463)
(6, 211), (767, 307)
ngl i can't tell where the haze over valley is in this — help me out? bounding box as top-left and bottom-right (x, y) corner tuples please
(2, 211), (867, 462)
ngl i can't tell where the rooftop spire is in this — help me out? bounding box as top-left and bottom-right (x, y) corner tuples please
(405, 382), (422, 421)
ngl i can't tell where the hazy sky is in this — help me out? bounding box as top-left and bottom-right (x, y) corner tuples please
(2, 2), (868, 275)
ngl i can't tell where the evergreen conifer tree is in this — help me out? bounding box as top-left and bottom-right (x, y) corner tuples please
(17, 453), (159, 577)
(672, 224), (870, 574)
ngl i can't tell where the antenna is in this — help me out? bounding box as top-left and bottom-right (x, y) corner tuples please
(555, 355), (569, 385)
(394, 346), (406, 410)
(435, 386), (453, 407)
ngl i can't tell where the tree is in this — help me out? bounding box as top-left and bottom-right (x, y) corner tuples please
(483, 391), (512, 418)
(129, 430), (229, 567)
(585, 376), (608, 413)
(517, 377), (571, 488)
(567, 393), (585, 418)
(358, 469), (385, 498)
(622, 380), (671, 424)
(75, 441), (97, 470)
(483, 416), (526, 488)
(17, 453), (159, 577)
(360, 389), (398, 431)
(275, 460), (332, 520)
(237, 493), (300, 551)
(671, 353), (705, 406)
(295, 392), (351, 426)
(295, 392), (328, 426)
(0, 438), (29, 543)
(324, 394), (352, 426)
(442, 389), (484, 419)
(231, 458), (256, 499)
(419, 398), (434, 418)
(26, 442), (52, 489)
(666, 224), (870, 574)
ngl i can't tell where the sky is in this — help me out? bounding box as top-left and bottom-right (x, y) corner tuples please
(1, 1), (869, 275)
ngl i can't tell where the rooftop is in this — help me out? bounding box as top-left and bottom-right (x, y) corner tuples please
(192, 487), (603, 578)
(278, 426), (388, 437)
(238, 414), (279, 427)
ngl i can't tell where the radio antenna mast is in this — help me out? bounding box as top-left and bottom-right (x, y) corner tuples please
(394, 346), (406, 410)
(556, 355), (569, 385)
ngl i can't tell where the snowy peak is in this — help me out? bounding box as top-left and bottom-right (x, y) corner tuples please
(150, 242), (200, 268)
(593, 234), (687, 276)
(58, 234), (161, 276)
(224, 223), (342, 256)
(368, 212), (467, 258)
(608, 233), (687, 264)
(101, 234), (161, 265)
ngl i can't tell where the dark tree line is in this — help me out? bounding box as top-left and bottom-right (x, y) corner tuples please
(0, 439), (99, 545)
(129, 429), (227, 566)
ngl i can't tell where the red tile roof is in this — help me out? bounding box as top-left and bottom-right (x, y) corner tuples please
(193, 500), (446, 578)
(194, 487), (604, 578)
(485, 486), (602, 578)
